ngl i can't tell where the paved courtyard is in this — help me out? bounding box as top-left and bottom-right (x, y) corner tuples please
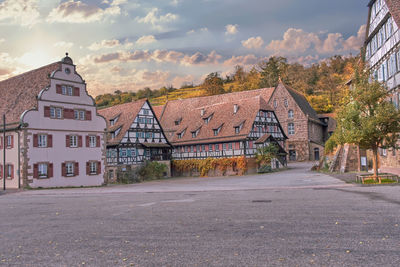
(0, 163), (400, 266)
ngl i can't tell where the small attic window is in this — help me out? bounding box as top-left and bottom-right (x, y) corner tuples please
(177, 129), (186, 139)
(233, 104), (239, 114)
(234, 121), (244, 134)
(111, 127), (122, 139)
(191, 128), (200, 138)
(213, 124), (223, 136)
(175, 118), (182, 125)
(204, 114), (213, 125)
(110, 115), (120, 126)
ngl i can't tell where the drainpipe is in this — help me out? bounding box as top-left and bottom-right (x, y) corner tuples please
(18, 130), (21, 189)
(3, 114), (6, 191)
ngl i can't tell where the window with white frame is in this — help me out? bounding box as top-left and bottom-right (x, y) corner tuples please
(79, 111), (85, 120)
(74, 110), (79, 120)
(38, 163), (48, 178)
(288, 109), (294, 118)
(67, 86), (73, 96)
(284, 99), (288, 107)
(50, 107), (56, 118)
(273, 99), (277, 108)
(209, 144), (213, 151)
(61, 85), (67, 95)
(70, 135), (78, 147)
(90, 162), (97, 174)
(288, 123), (295, 135)
(38, 134), (47, 148)
(388, 53), (397, 77)
(66, 162), (74, 176)
(89, 135), (96, 147)
(6, 164), (12, 178)
(56, 107), (62, 119)
(6, 136), (12, 147)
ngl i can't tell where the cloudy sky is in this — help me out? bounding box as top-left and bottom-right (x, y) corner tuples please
(0, 0), (367, 96)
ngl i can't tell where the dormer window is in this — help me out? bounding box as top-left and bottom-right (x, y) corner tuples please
(233, 104), (239, 114)
(234, 127), (240, 134)
(177, 129), (186, 139)
(213, 124), (223, 136)
(110, 115), (120, 126)
(204, 114), (213, 125)
(191, 128), (200, 138)
(234, 121), (245, 134)
(111, 127), (122, 139)
(175, 118), (182, 125)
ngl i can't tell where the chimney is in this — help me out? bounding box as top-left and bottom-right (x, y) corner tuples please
(201, 109), (205, 116)
(233, 104), (239, 114)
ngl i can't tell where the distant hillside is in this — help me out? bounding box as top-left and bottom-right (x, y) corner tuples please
(95, 55), (358, 113)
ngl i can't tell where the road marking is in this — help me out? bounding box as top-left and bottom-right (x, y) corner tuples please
(138, 202), (157, 207)
(162, 198), (195, 203)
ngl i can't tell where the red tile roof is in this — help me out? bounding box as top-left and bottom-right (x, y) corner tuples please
(98, 99), (147, 144)
(157, 89), (280, 145)
(0, 62), (61, 124)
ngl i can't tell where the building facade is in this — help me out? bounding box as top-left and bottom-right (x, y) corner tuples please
(268, 83), (331, 161)
(155, 93), (288, 167)
(98, 99), (172, 181)
(0, 54), (107, 189)
(365, 0), (400, 168)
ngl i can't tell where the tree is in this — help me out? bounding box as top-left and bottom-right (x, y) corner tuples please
(255, 144), (279, 166)
(202, 72), (225, 96)
(259, 57), (289, 88)
(326, 64), (400, 179)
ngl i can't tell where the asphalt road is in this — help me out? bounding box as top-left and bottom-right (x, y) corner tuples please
(0, 163), (400, 266)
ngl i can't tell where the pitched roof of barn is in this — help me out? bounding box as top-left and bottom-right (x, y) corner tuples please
(98, 99), (147, 144)
(157, 89), (286, 145)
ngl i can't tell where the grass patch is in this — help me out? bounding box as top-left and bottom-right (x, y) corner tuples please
(362, 178), (398, 185)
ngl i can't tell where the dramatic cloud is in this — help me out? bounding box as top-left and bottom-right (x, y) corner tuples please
(0, 0), (40, 27)
(242, 36), (264, 50)
(136, 35), (157, 45)
(136, 8), (178, 30)
(266, 25), (366, 56)
(88, 39), (121, 50)
(90, 49), (222, 66)
(47, 0), (121, 23)
(182, 51), (222, 66)
(225, 24), (239, 35)
(223, 54), (260, 66)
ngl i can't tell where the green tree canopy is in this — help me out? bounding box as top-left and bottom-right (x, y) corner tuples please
(326, 64), (400, 178)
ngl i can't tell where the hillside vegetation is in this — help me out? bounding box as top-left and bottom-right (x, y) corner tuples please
(95, 55), (358, 114)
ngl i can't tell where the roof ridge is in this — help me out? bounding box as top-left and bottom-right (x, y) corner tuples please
(99, 98), (147, 111)
(0, 61), (61, 84)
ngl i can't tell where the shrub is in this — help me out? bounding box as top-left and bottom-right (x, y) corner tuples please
(116, 161), (168, 184)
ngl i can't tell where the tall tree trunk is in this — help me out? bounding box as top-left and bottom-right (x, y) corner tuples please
(372, 147), (379, 181)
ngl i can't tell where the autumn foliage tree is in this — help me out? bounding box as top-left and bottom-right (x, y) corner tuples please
(326, 64), (400, 179)
(202, 72), (225, 96)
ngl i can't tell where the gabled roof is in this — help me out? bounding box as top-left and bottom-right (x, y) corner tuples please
(98, 99), (147, 144)
(276, 82), (321, 122)
(158, 92), (281, 145)
(385, 0), (400, 27)
(0, 62), (61, 124)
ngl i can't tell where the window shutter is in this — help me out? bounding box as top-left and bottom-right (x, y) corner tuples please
(0, 137), (2, 149)
(97, 161), (101, 175)
(193, 146), (197, 152)
(56, 85), (62, 94)
(10, 165), (14, 179)
(48, 163), (53, 178)
(74, 87), (80, 96)
(235, 142), (240, 150)
(86, 162), (90, 175)
(96, 136), (100, 147)
(33, 134), (38, 147)
(86, 110), (92, 121)
(74, 162), (79, 176)
(10, 135), (14, 149)
(66, 135), (70, 147)
(78, 136), (82, 147)
(48, 135), (53, 148)
(33, 164), (38, 178)
(86, 136), (89, 147)
(61, 163), (66, 177)
(0, 165), (2, 178)
(44, 106), (51, 117)
(212, 144), (215, 151)
(205, 145), (209, 152)
(64, 109), (70, 119)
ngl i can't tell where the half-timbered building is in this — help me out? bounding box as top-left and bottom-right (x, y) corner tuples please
(0, 54), (107, 189)
(365, 0), (400, 169)
(98, 99), (172, 180)
(155, 93), (288, 167)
